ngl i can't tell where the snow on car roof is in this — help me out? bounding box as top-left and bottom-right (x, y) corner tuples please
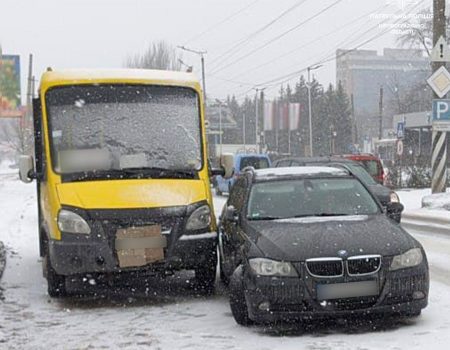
(254, 166), (349, 179)
(40, 68), (201, 89)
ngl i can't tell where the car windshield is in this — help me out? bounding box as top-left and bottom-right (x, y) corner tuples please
(343, 164), (377, 186)
(247, 178), (379, 220)
(239, 156), (270, 170)
(360, 160), (381, 177)
(46, 85), (202, 175)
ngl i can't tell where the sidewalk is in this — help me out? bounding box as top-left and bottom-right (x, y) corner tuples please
(398, 188), (450, 236)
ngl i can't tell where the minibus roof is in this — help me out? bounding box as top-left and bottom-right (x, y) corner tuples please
(40, 68), (202, 91)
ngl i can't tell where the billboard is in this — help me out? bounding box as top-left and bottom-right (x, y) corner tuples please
(0, 53), (22, 118)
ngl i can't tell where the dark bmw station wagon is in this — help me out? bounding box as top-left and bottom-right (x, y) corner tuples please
(218, 167), (429, 325)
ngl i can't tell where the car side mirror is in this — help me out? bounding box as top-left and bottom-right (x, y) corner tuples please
(211, 167), (225, 176)
(385, 202), (404, 223)
(220, 153), (234, 179)
(19, 155), (36, 183)
(225, 205), (239, 222)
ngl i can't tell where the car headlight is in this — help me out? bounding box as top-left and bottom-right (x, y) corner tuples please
(186, 205), (211, 230)
(249, 258), (298, 277)
(57, 209), (91, 234)
(390, 191), (400, 203)
(390, 248), (423, 271)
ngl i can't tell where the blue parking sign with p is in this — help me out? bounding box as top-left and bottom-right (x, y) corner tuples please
(432, 99), (450, 121)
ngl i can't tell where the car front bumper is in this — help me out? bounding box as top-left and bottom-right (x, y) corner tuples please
(243, 262), (429, 323)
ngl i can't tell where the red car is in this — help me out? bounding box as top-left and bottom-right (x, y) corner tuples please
(341, 154), (385, 185)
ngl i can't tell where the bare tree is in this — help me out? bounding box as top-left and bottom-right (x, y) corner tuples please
(396, 9), (450, 56)
(125, 41), (182, 71)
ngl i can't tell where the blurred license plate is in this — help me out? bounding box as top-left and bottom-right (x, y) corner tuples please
(317, 280), (378, 300)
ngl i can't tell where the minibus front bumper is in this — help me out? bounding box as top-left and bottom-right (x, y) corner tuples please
(48, 205), (217, 276)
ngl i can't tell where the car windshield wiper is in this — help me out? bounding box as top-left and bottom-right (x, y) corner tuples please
(287, 213), (349, 218)
(247, 216), (281, 221)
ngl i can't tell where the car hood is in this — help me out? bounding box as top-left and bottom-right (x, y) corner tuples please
(245, 215), (418, 261)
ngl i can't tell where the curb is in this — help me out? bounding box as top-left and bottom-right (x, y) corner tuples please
(0, 241), (5, 281)
(401, 209), (450, 236)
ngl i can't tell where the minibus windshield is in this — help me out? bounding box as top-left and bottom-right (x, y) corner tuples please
(45, 85), (203, 178)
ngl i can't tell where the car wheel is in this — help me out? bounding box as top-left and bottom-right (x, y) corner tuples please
(44, 252), (67, 298)
(229, 265), (252, 326)
(195, 252), (217, 295)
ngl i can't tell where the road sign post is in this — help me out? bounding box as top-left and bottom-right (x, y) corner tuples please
(429, 2), (448, 193)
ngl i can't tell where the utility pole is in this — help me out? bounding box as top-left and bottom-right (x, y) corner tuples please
(255, 87), (266, 153)
(177, 46), (207, 101)
(351, 93), (357, 146)
(243, 112), (246, 152)
(306, 65), (322, 157)
(378, 86), (383, 140)
(431, 0), (447, 193)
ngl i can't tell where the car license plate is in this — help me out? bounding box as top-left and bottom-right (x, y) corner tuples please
(317, 280), (378, 300)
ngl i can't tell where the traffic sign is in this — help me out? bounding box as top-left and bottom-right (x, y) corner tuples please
(397, 122), (405, 139)
(397, 140), (403, 156)
(427, 66), (450, 98)
(431, 36), (450, 62)
(432, 99), (450, 121)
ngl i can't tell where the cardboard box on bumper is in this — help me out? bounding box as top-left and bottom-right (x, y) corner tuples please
(115, 225), (166, 268)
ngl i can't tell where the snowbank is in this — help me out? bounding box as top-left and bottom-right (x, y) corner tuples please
(422, 193), (450, 211)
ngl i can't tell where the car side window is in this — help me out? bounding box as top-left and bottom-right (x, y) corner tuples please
(276, 160), (291, 167)
(228, 177), (247, 212)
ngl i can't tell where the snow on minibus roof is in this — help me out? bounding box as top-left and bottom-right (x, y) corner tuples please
(254, 166), (348, 179)
(40, 68), (201, 88)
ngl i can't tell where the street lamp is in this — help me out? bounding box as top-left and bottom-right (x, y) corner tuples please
(306, 64), (323, 157)
(177, 46), (207, 101)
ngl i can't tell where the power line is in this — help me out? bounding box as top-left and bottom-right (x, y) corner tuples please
(210, 0), (345, 75)
(227, 2), (390, 82)
(208, 0), (309, 68)
(182, 0), (260, 46)
(233, 1), (425, 97)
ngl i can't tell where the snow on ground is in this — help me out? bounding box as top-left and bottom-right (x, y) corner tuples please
(1, 177), (450, 349)
(397, 189), (432, 211)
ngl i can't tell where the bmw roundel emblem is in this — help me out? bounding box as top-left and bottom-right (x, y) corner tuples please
(338, 250), (348, 258)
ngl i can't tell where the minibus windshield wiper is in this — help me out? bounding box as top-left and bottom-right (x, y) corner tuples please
(121, 167), (196, 178)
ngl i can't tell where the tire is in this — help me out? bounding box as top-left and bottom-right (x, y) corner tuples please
(229, 266), (252, 326)
(43, 243), (67, 298)
(219, 254), (230, 286)
(195, 252), (217, 295)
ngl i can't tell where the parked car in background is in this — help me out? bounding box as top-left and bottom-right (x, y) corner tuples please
(215, 153), (271, 195)
(218, 167), (428, 325)
(272, 157), (402, 222)
(339, 153), (385, 185)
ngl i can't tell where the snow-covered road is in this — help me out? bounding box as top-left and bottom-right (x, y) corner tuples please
(1, 176), (450, 350)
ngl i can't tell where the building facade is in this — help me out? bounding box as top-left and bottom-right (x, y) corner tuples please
(336, 48), (430, 147)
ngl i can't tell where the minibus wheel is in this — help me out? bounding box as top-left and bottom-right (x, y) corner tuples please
(43, 243), (67, 297)
(194, 252), (217, 295)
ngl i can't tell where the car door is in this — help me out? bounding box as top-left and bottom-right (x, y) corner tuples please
(220, 176), (248, 278)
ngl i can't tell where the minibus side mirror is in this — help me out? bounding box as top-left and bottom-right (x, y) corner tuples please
(19, 155), (36, 183)
(220, 153), (234, 179)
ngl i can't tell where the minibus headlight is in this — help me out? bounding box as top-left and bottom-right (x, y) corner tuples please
(57, 209), (91, 235)
(186, 205), (211, 231)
